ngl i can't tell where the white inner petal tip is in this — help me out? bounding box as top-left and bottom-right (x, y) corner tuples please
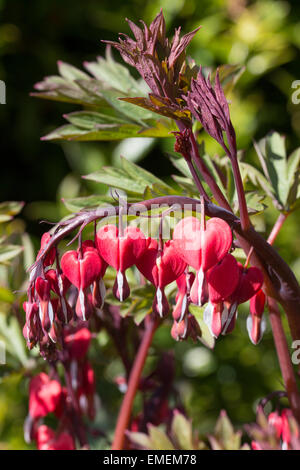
(79, 289), (86, 321)
(197, 268), (204, 306)
(203, 302), (214, 337)
(222, 302), (237, 335)
(117, 270), (124, 302)
(156, 287), (163, 317)
(179, 294), (187, 322)
(48, 301), (54, 326)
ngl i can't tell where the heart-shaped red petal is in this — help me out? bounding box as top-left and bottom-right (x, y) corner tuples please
(207, 253), (239, 304)
(173, 216), (232, 270)
(234, 265), (264, 304)
(135, 238), (158, 285)
(96, 225), (147, 271)
(202, 218), (232, 271)
(136, 239), (186, 288)
(249, 289), (266, 317)
(172, 216), (202, 269)
(61, 247), (102, 290)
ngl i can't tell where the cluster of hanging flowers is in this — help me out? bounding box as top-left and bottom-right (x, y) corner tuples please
(24, 10), (266, 360)
(251, 408), (300, 451)
(24, 206), (265, 360)
(24, 325), (95, 449)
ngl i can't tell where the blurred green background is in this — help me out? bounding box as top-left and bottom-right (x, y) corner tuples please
(0, 0), (300, 449)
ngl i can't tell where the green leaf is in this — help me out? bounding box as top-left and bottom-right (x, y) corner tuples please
(101, 90), (156, 124)
(21, 233), (35, 272)
(286, 148), (300, 210)
(213, 410), (242, 450)
(64, 110), (131, 129)
(84, 167), (144, 196)
(32, 75), (105, 106)
(0, 244), (23, 264)
(289, 197), (300, 213)
(127, 432), (152, 450)
(171, 412), (194, 450)
(57, 61), (90, 81)
(264, 132), (288, 207)
(253, 132), (295, 210)
(287, 148), (300, 187)
(189, 304), (215, 349)
(211, 64), (245, 95)
(62, 195), (114, 212)
(0, 313), (28, 366)
(42, 122), (144, 142)
(0, 287), (14, 304)
(83, 50), (144, 95)
(0, 201), (24, 223)
(148, 425), (175, 450)
(232, 191), (267, 216)
(84, 158), (176, 199)
(239, 161), (274, 199)
(169, 154), (192, 178)
(120, 96), (191, 123)
(172, 175), (197, 194)
(120, 157), (172, 192)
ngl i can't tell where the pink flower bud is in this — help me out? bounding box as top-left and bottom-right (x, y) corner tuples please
(173, 272), (195, 322)
(171, 317), (188, 341)
(268, 411), (283, 439)
(247, 289), (266, 345)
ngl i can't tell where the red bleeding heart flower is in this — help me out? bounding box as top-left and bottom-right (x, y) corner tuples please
(172, 271), (195, 322)
(173, 216), (232, 271)
(171, 313), (202, 342)
(222, 264), (264, 336)
(61, 245), (103, 291)
(247, 289), (266, 345)
(136, 238), (187, 317)
(36, 425), (75, 450)
(77, 361), (96, 420)
(202, 253), (240, 338)
(61, 243), (104, 321)
(268, 411), (283, 439)
(64, 327), (92, 360)
(96, 225), (148, 302)
(35, 277), (54, 333)
(23, 301), (40, 349)
(45, 269), (72, 323)
(267, 409), (299, 449)
(29, 373), (62, 419)
(233, 264), (264, 305)
(45, 269), (70, 296)
(173, 216), (232, 307)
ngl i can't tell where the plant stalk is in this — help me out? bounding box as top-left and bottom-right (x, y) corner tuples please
(267, 296), (300, 424)
(111, 316), (159, 450)
(267, 213), (289, 246)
